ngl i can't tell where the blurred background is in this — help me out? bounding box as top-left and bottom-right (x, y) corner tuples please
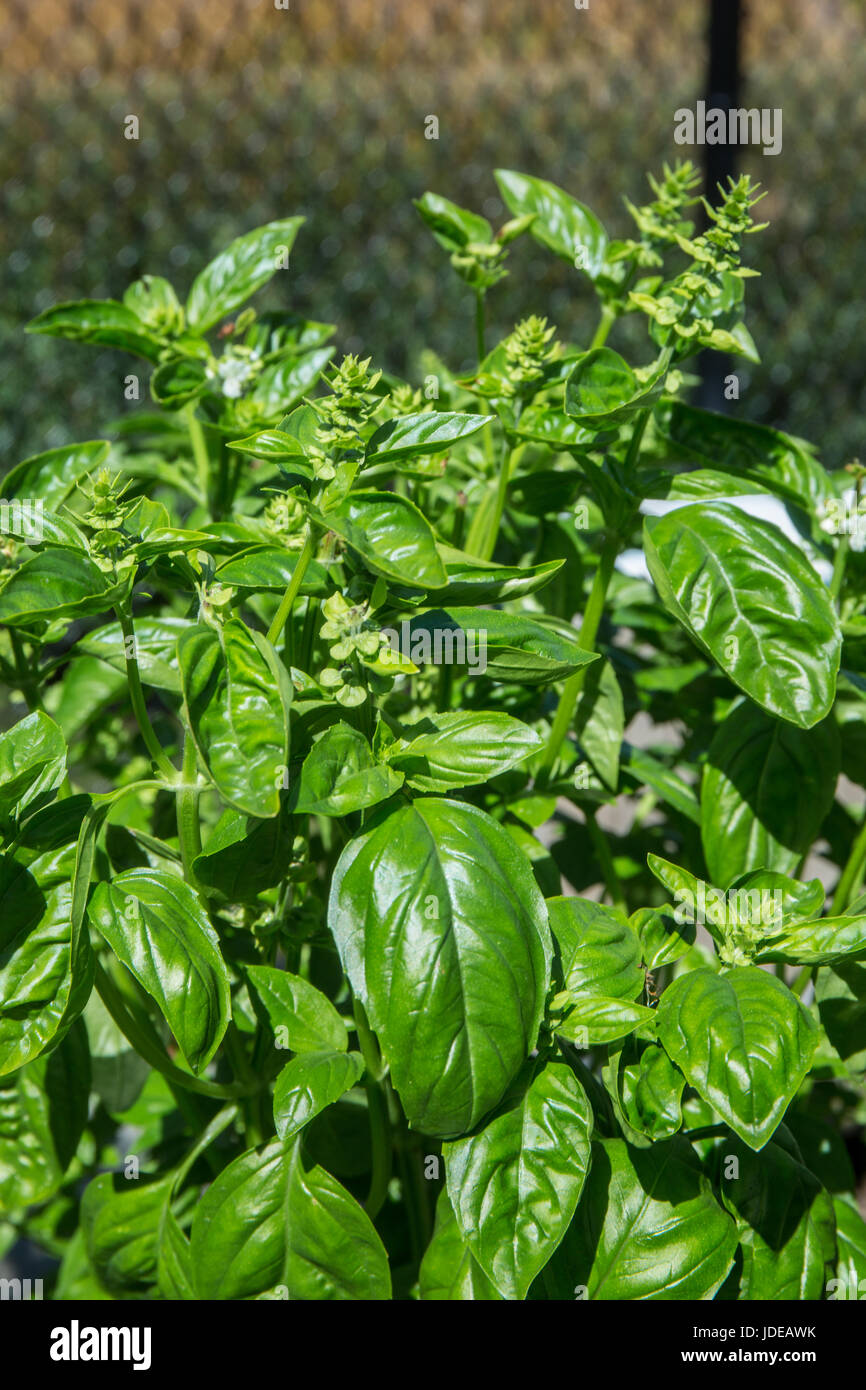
(1, 0), (863, 467)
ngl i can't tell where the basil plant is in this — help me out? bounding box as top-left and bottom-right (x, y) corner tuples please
(2, 162), (865, 1302)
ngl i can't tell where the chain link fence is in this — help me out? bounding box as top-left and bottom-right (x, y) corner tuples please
(1, 0), (862, 467)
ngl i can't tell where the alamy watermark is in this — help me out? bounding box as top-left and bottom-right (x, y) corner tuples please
(673, 882), (783, 930)
(0, 497), (44, 543)
(379, 620), (488, 675)
(674, 102), (782, 156)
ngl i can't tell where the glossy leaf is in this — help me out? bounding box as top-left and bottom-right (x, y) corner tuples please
(548, 897), (644, 1001)
(0, 1021), (89, 1211)
(88, 868), (231, 1073)
(565, 348), (665, 424)
(443, 1059), (592, 1300)
(495, 170), (608, 277)
(0, 549), (110, 627)
(186, 218), (304, 332)
(328, 798), (551, 1137)
(321, 491), (447, 588)
(191, 1139), (391, 1300)
(418, 1188), (501, 1300)
(700, 701), (839, 884)
(388, 710), (542, 792)
(656, 967), (820, 1149)
(288, 723), (404, 815)
(246, 965), (348, 1055)
(365, 411), (487, 464)
(27, 299), (164, 360)
(399, 607), (598, 685)
(644, 502), (841, 727)
(178, 618), (292, 819)
(0, 711), (67, 825)
(1, 440), (109, 510)
(273, 1050), (365, 1141)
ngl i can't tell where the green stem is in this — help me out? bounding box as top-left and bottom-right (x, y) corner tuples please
(830, 533), (849, 605)
(624, 405), (652, 470)
(587, 812), (626, 911)
(10, 631), (45, 711)
(363, 1077), (392, 1219)
(116, 605), (176, 780)
(94, 959), (253, 1100)
(185, 404), (211, 509)
(791, 965), (814, 999)
(474, 290), (487, 365)
(177, 732), (203, 892)
(830, 808), (866, 915)
(539, 532), (620, 779)
(266, 528), (315, 647)
(478, 436), (517, 562)
(590, 303), (616, 349)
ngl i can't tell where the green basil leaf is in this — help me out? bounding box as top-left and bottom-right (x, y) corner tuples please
(0, 711), (67, 825)
(565, 347), (664, 424)
(621, 744), (701, 825)
(644, 502), (841, 727)
(418, 1188), (502, 1300)
(246, 965), (348, 1055)
(656, 967), (820, 1149)
(399, 607), (598, 685)
(443, 1059), (592, 1300)
(0, 549), (110, 627)
(548, 896), (644, 1001)
(1, 440), (110, 510)
(27, 300), (164, 361)
(832, 1197), (866, 1299)
(0, 1020), (89, 1210)
(288, 722), (403, 815)
(816, 961), (866, 1068)
(178, 618), (292, 819)
(320, 491), (447, 589)
(88, 868), (231, 1073)
(701, 701), (839, 884)
(193, 809), (292, 899)
(78, 615), (193, 694)
(495, 170), (608, 277)
(557, 996), (656, 1046)
(414, 192), (493, 253)
(630, 905), (695, 970)
(82, 1171), (173, 1295)
(573, 660), (624, 791)
(191, 1138), (391, 1299)
(215, 546), (329, 594)
(227, 429), (309, 462)
(719, 1134), (836, 1300)
(150, 356), (208, 408)
(389, 710), (542, 792)
(425, 556), (565, 605)
(247, 347), (334, 416)
(328, 798), (551, 1137)
(273, 1050), (365, 1141)
(83, 990), (149, 1116)
(606, 1037), (685, 1144)
(157, 1205), (197, 1301)
(185, 218), (304, 332)
(755, 915), (866, 966)
(365, 412), (487, 464)
(548, 1137), (737, 1300)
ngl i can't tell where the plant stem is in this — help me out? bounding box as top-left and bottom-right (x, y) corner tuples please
(830, 808), (866, 915)
(266, 528), (315, 647)
(116, 605), (176, 780)
(177, 732), (203, 893)
(10, 630), (44, 711)
(539, 532), (620, 779)
(624, 405), (652, 469)
(587, 812), (626, 911)
(474, 290), (486, 365)
(363, 1077), (392, 1219)
(590, 303), (616, 349)
(94, 959), (253, 1100)
(478, 436), (516, 562)
(830, 533), (849, 605)
(185, 404), (211, 509)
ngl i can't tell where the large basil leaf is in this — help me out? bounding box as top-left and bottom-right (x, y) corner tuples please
(193, 809), (292, 899)
(425, 555), (565, 605)
(27, 300), (164, 360)
(288, 723), (403, 815)
(719, 1137), (836, 1299)
(643, 502), (841, 727)
(0, 1021), (89, 1211)
(82, 1171), (173, 1296)
(399, 608), (598, 685)
(495, 170), (608, 277)
(657, 403), (835, 513)
(605, 1037), (685, 1146)
(418, 1189), (501, 1300)
(185, 218), (304, 332)
(0, 549), (110, 627)
(0, 711), (67, 826)
(656, 967), (819, 1149)
(443, 1059), (592, 1300)
(365, 412), (487, 464)
(191, 1139), (391, 1299)
(388, 711), (541, 792)
(216, 546), (329, 594)
(1, 440), (109, 510)
(321, 491), (447, 589)
(328, 798), (551, 1137)
(548, 1137), (737, 1299)
(88, 868), (231, 1074)
(273, 1051), (365, 1141)
(700, 701), (839, 884)
(178, 618), (292, 819)
(555, 996), (656, 1047)
(755, 914), (866, 966)
(246, 965), (348, 1054)
(572, 660), (624, 791)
